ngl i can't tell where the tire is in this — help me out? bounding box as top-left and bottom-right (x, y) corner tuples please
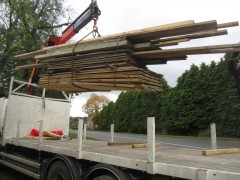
(86, 164), (131, 180)
(93, 174), (117, 180)
(46, 161), (73, 180)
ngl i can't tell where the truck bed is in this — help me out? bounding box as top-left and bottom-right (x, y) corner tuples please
(5, 138), (240, 180)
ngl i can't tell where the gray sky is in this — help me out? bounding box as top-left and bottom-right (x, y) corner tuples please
(65, 0), (240, 117)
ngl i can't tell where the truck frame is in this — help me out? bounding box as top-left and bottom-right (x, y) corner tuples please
(0, 77), (240, 180)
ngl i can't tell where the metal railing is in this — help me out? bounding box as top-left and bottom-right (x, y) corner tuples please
(9, 76), (72, 102)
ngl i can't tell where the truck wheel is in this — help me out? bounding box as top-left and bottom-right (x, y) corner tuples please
(86, 164), (131, 180)
(93, 174), (117, 180)
(43, 155), (81, 180)
(46, 161), (73, 180)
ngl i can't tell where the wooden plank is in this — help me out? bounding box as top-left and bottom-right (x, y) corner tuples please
(157, 38), (189, 47)
(14, 63), (48, 70)
(15, 20), (194, 60)
(14, 19), (239, 94)
(40, 78), (161, 86)
(39, 69), (162, 82)
(43, 131), (61, 138)
(217, 21), (239, 29)
(14, 49), (47, 60)
(132, 143), (161, 148)
(157, 43), (179, 47)
(152, 30), (228, 43)
(132, 43), (240, 59)
(108, 142), (142, 146)
(14, 20), (236, 61)
(40, 82), (163, 93)
(44, 20), (195, 50)
(187, 30), (228, 40)
(210, 48), (240, 53)
(139, 56), (188, 65)
(129, 20), (218, 42)
(133, 42), (159, 51)
(16, 52), (135, 71)
(42, 49), (133, 62)
(202, 148), (240, 156)
(36, 39), (133, 60)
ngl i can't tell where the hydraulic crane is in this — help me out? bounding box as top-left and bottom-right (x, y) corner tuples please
(27, 0), (101, 95)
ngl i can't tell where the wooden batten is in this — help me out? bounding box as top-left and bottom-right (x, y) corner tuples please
(202, 148), (240, 156)
(36, 38), (133, 60)
(132, 143), (161, 148)
(152, 30), (228, 43)
(210, 48), (240, 53)
(133, 42), (159, 51)
(132, 43), (240, 59)
(12, 20), (201, 60)
(217, 21), (239, 29)
(15, 49), (47, 60)
(108, 142), (143, 146)
(157, 38), (189, 47)
(14, 19), (239, 93)
(129, 20), (218, 42)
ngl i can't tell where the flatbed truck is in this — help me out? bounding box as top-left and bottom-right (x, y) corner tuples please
(0, 77), (240, 180)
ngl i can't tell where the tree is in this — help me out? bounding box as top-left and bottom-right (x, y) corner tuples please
(161, 56), (240, 137)
(98, 57), (240, 137)
(0, 0), (70, 95)
(82, 93), (110, 128)
(98, 101), (115, 130)
(98, 79), (170, 133)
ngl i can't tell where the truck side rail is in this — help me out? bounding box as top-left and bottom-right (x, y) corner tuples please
(9, 77), (71, 102)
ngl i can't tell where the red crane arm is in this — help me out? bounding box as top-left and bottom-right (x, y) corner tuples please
(27, 0), (101, 95)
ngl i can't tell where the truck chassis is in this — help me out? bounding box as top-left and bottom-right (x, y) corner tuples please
(0, 77), (240, 180)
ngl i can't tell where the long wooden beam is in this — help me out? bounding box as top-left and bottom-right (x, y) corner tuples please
(12, 20), (198, 60)
(132, 143), (161, 148)
(217, 21), (239, 29)
(152, 30), (228, 43)
(157, 38), (190, 47)
(108, 142), (143, 146)
(132, 43), (240, 59)
(36, 38), (132, 60)
(15, 49), (46, 60)
(202, 148), (240, 156)
(43, 20), (195, 50)
(129, 20), (218, 42)
(14, 20), (237, 61)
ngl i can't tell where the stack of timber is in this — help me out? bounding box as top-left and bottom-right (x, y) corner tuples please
(15, 20), (240, 93)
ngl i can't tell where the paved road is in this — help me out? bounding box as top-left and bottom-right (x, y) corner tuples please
(70, 130), (240, 149)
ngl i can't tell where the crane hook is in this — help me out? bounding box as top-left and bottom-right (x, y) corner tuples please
(92, 18), (101, 37)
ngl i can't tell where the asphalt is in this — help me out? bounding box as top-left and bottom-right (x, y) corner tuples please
(70, 129), (240, 149)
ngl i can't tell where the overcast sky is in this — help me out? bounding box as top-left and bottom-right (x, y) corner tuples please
(64, 0), (240, 117)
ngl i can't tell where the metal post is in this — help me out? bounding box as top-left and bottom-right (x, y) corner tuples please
(147, 117), (155, 162)
(68, 94), (72, 101)
(42, 88), (46, 98)
(61, 91), (69, 100)
(210, 123), (217, 149)
(42, 88), (46, 110)
(38, 120), (43, 150)
(16, 120), (21, 145)
(13, 82), (27, 92)
(8, 76), (14, 98)
(78, 119), (83, 153)
(110, 124), (114, 142)
(83, 124), (87, 140)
